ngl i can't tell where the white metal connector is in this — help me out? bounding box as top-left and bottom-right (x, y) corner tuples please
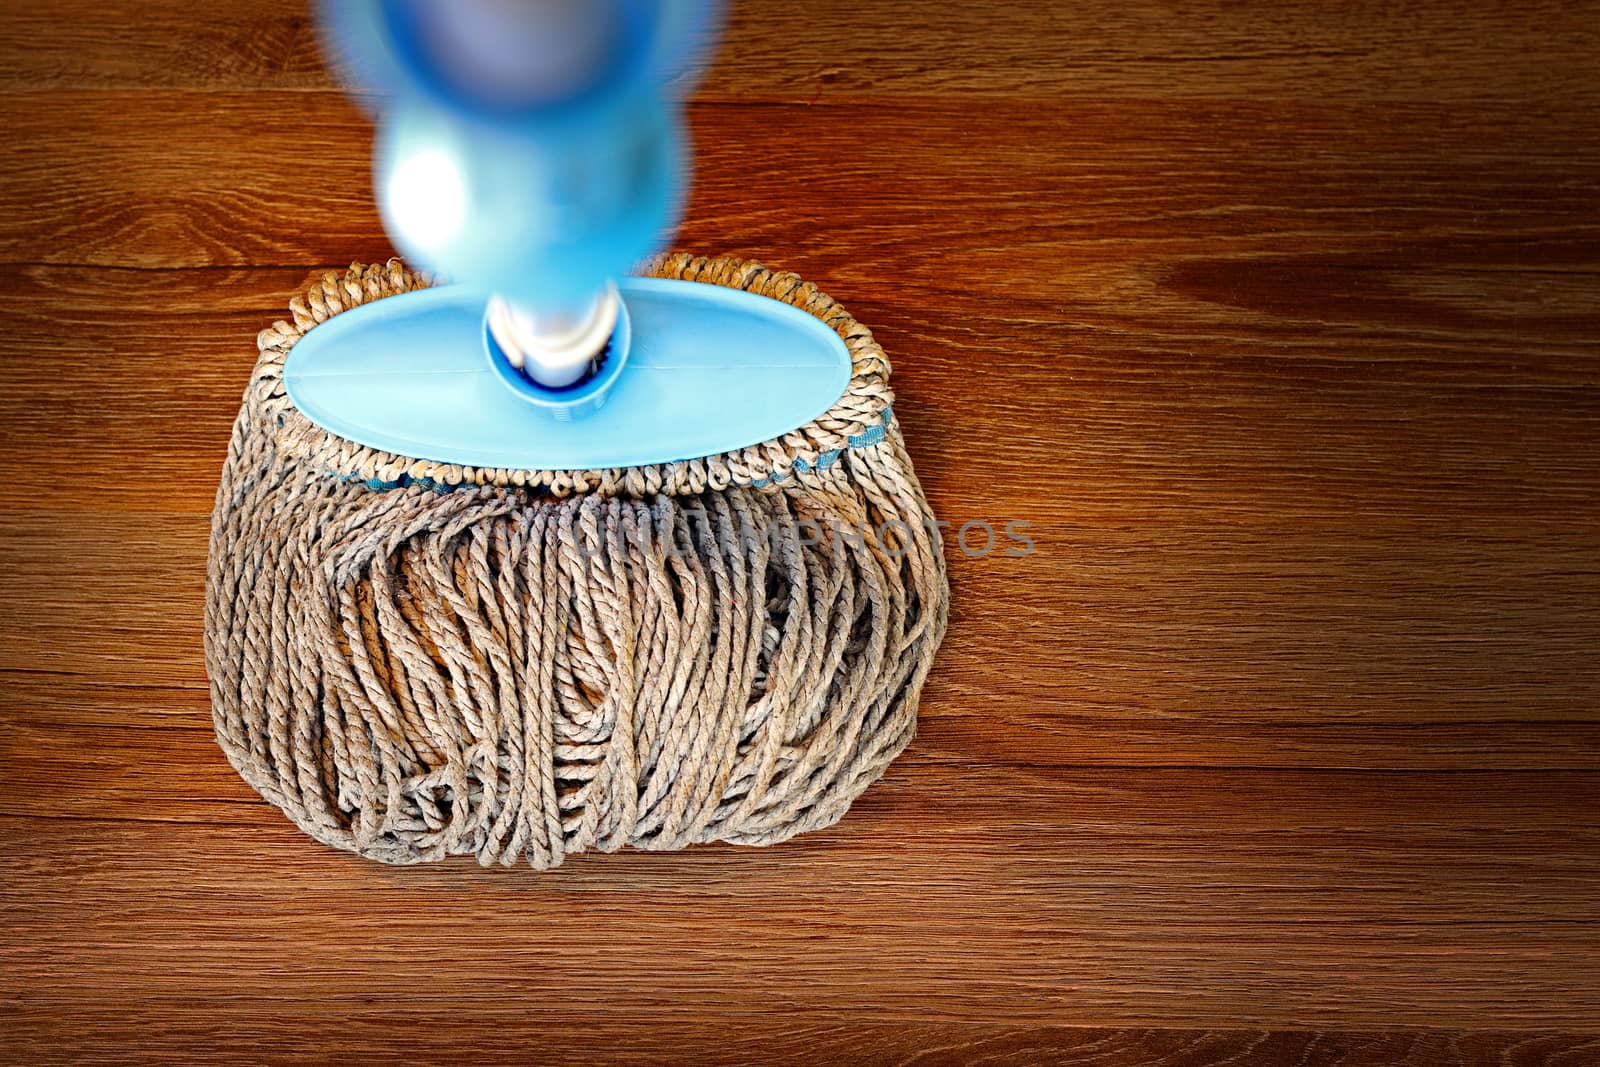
(487, 283), (621, 389)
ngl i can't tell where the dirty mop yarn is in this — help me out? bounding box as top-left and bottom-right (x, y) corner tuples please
(204, 254), (949, 868)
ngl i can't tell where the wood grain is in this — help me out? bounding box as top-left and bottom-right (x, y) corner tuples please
(4, 1011), (1597, 1067)
(5, 506), (1598, 764)
(2, 0), (1598, 107)
(1, 0), (1598, 1062)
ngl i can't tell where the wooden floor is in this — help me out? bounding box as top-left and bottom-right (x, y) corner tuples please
(2, 1), (1598, 1063)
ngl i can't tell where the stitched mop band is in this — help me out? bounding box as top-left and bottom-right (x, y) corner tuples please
(205, 254), (949, 868)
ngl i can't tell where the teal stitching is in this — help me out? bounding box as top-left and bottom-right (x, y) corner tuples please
(750, 408), (892, 488)
(336, 472), (457, 494)
(329, 407), (893, 494)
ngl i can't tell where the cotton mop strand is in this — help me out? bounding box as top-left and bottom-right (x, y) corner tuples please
(203, 0), (948, 869)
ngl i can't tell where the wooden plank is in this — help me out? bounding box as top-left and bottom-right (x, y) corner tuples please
(1, 809), (1597, 1031)
(1, 0), (1598, 107)
(0, 1), (326, 92)
(8, 671), (1599, 773)
(10, 707), (1600, 852)
(2, 1009), (1595, 1067)
(3, 94), (1598, 284)
(4, 506), (1598, 740)
(0, 92), (385, 267)
(3, 258), (1598, 523)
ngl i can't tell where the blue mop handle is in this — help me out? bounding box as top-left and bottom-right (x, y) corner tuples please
(318, 0), (720, 316)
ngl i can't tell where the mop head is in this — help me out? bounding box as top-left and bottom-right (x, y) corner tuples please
(205, 254), (949, 868)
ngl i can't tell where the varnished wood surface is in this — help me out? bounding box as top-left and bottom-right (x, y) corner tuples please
(1, 1), (1597, 1063)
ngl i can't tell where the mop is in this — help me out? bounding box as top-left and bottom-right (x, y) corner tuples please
(204, 0), (948, 868)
